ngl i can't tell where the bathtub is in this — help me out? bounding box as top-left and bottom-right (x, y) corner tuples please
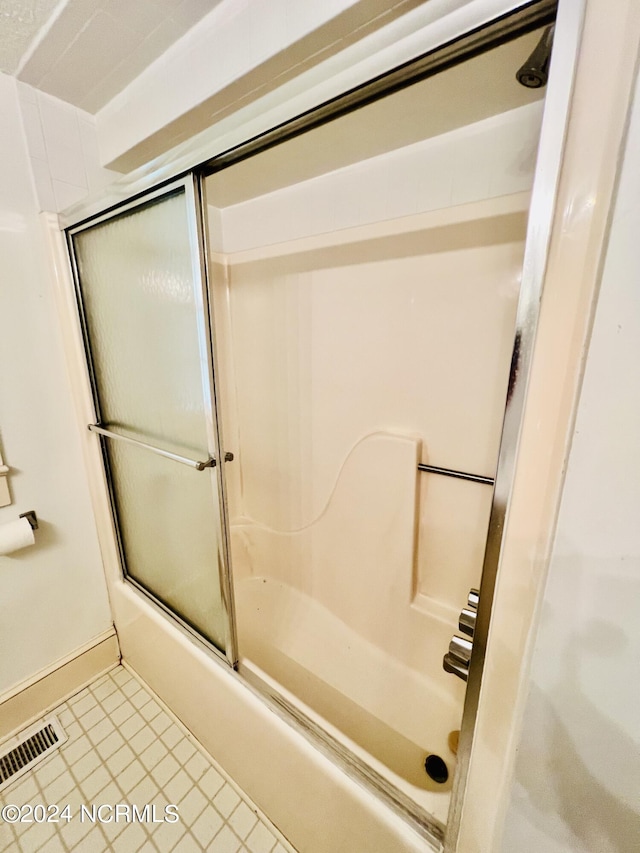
(227, 429), (470, 827)
(236, 574), (459, 823)
(113, 577), (442, 852)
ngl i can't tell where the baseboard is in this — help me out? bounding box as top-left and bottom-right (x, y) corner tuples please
(0, 629), (120, 740)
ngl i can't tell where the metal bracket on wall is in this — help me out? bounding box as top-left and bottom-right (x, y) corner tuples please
(19, 511), (38, 530)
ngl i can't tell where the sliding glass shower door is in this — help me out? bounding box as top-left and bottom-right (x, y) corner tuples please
(68, 177), (235, 660)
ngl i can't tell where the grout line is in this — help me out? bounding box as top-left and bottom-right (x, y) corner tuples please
(0, 665), (296, 852)
(120, 661), (296, 851)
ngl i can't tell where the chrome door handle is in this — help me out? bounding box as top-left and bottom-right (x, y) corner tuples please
(88, 424), (233, 471)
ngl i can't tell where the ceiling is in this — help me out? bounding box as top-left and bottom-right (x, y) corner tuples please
(0, 0), (223, 113)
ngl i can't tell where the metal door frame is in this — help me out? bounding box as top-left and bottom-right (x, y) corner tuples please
(66, 175), (238, 668)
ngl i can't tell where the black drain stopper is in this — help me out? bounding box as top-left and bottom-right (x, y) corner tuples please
(424, 754), (448, 784)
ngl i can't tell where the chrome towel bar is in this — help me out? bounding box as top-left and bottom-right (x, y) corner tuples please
(88, 424), (233, 471)
(417, 463), (494, 486)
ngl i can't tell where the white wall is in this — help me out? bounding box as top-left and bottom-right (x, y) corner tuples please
(0, 72), (113, 696)
(500, 70), (640, 853)
(16, 81), (118, 213)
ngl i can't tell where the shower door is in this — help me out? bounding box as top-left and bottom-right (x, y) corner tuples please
(68, 176), (235, 662)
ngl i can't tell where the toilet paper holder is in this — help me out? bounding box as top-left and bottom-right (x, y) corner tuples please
(19, 511), (38, 530)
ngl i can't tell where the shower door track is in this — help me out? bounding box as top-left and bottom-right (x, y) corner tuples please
(238, 665), (447, 848)
(58, 1), (587, 851)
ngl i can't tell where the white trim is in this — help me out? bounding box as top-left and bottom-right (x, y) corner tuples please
(0, 632), (120, 740)
(0, 627), (117, 705)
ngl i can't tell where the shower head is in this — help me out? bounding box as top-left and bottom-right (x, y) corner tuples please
(516, 24), (555, 88)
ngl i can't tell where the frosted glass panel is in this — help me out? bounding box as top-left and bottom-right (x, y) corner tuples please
(107, 442), (225, 648)
(72, 186), (228, 652)
(75, 190), (209, 457)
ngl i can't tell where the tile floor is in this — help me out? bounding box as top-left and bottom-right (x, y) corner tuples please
(0, 666), (297, 852)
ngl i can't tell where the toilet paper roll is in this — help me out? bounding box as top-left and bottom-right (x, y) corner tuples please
(0, 517), (36, 555)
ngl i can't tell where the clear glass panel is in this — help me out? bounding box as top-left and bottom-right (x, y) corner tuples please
(72, 186), (228, 652)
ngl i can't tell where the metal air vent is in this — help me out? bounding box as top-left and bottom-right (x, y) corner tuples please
(0, 717), (67, 793)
